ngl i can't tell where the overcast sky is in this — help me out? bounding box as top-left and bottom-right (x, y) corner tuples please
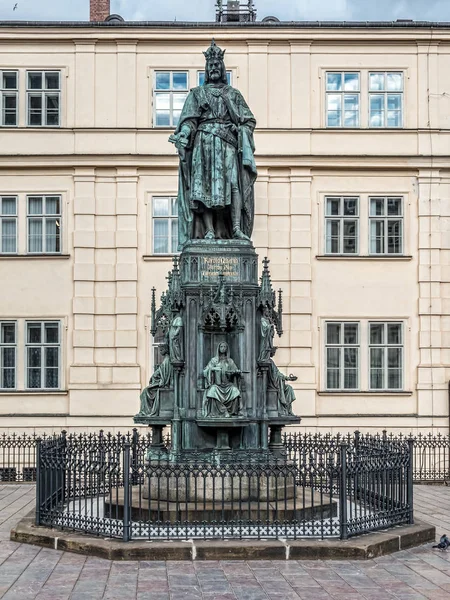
(0, 0), (448, 23)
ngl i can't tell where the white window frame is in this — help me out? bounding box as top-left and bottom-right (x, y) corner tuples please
(26, 70), (61, 127)
(0, 70), (18, 127)
(369, 196), (403, 255)
(153, 71), (188, 128)
(325, 71), (360, 128)
(152, 196), (178, 255)
(369, 322), (403, 391)
(368, 71), (403, 128)
(324, 196), (359, 255)
(0, 196), (18, 254)
(25, 321), (61, 390)
(27, 195), (62, 254)
(325, 322), (360, 391)
(0, 321), (16, 390)
(197, 70), (232, 86)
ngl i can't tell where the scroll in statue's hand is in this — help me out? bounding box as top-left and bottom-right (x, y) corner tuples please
(288, 374), (298, 381)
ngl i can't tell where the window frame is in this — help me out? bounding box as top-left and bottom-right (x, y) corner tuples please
(368, 71), (404, 128)
(325, 321), (360, 391)
(26, 194), (62, 255)
(26, 70), (61, 128)
(368, 322), (403, 391)
(0, 70), (18, 127)
(324, 196), (359, 255)
(152, 196), (178, 255)
(325, 71), (360, 128)
(0, 321), (17, 390)
(0, 195), (18, 254)
(153, 71), (189, 128)
(25, 320), (61, 391)
(368, 196), (403, 256)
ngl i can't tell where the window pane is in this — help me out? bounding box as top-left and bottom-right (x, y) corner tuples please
(155, 93), (170, 110)
(173, 93), (187, 111)
(45, 368), (59, 389)
(28, 94), (42, 125)
(327, 323), (340, 344)
(326, 73), (342, 91)
(45, 218), (60, 252)
(153, 197), (170, 217)
(326, 198), (340, 216)
(369, 72), (384, 91)
(387, 94), (401, 110)
(155, 72), (170, 90)
(45, 94), (59, 126)
(370, 198), (385, 217)
(3, 72), (17, 89)
(172, 72), (187, 90)
(343, 73), (359, 91)
(171, 219), (178, 253)
(45, 346), (59, 368)
(27, 346), (41, 368)
(1, 219), (16, 253)
(370, 220), (384, 254)
(343, 220), (357, 254)
(28, 72), (42, 89)
(198, 72), (205, 86)
(387, 198), (401, 216)
(344, 323), (358, 344)
(27, 323), (41, 344)
(1, 323), (15, 344)
(387, 109), (402, 128)
(369, 95), (384, 127)
(45, 72), (60, 90)
(27, 368), (41, 389)
(387, 220), (402, 254)
(325, 219), (339, 254)
(28, 218), (43, 252)
(45, 323), (59, 344)
(45, 196), (60, 215)
(327, 94), (341, 126)
(387, 72), (402, 91)
(387, 323), (402, 345)
(28, 197), (43, 215)
(155, 111), (170, 127)
(344, 348), (358, 389)
(326, 348), (340, 389)
(153, 219), (169, 254)
(171, 198), (178, 216)
(370, 323), (384, 345)
(343, 198), (357, 216)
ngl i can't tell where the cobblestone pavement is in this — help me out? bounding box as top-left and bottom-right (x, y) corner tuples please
(1, 484), (450, 599)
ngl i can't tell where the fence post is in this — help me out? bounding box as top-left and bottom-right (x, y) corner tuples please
(339, 442), (348, 540)
(407, 438), (414, 524)
(123, 441), (131, 542)
(35, 438), (41, 526)
(131, 428), (138, 485)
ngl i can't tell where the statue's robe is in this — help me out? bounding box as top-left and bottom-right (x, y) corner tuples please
(138, 357), (172, 417)
(174, 83), (257, 246)
(258, 316), (275, 362)
(202, 353), (242, 418)
(268, 359), (296, 416)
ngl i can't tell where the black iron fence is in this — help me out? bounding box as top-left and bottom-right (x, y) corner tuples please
(35, 430), (412, 541)
(3, 430), (450, 484)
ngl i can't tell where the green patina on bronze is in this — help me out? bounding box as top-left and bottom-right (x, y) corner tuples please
(135, 41), (300, 458)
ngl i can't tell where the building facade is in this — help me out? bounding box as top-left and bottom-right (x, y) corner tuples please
(0, 19), (449, 434)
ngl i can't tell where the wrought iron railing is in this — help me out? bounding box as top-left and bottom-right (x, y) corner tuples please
(35, 430), (412, 541)
(2, 429), (450, 484)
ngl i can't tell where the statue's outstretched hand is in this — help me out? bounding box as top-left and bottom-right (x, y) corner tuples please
(169, 131), (189, 151)
(288, 374), (298, 381)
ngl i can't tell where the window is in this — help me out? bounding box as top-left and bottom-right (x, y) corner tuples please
(153, 197), (178, 254)
(0, 322), (16, 389)
(369, 323), (403, 390)
(26, 71), (60, 127)
(1, 71), (18, 126)
(326, 72), (360, 127)
(26, 321), (60, 389)
(369, 72), (403, 128)
(0, 196), (17, 253)
(154, 71), (188, 127)
(325, 196), (359, 254)
(27, 195), (61, 254)
(325, 322), (359, 390)
(197, 71), (232, 86)
(369, 197), (403, 255)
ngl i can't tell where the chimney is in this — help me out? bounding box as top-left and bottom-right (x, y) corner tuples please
(90, 0), (110, 21)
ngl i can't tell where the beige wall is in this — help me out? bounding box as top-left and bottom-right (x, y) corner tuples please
(0, 25), (449, 434)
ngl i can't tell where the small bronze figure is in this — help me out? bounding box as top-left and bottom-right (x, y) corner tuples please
(202, 342), (244, 418)
(137, 344), (172, 418)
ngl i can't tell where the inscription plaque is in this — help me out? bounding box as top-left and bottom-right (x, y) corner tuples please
(201, 256), (239, 281)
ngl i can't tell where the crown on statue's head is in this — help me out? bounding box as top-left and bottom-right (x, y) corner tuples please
(203, 39), (226, 61)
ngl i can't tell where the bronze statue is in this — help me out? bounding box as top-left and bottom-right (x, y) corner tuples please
(137, 344), (172, 417)
(258, 306), (275, 362)
(202, 342), (244, 418)
(268, 349), (297, 416)
(169, 40), (257, 246)
(169, 314), (184, 362)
